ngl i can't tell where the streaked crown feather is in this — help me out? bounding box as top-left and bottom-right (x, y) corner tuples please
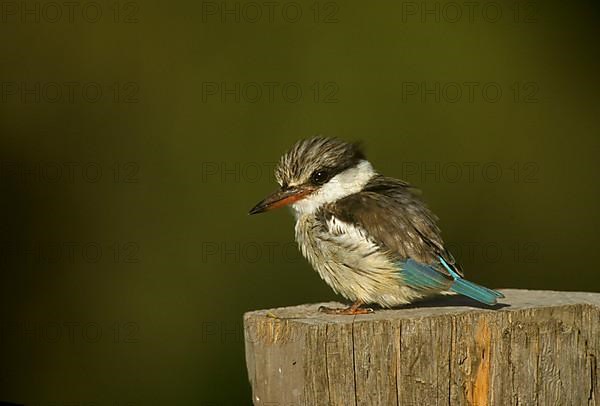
(275, 136), (365, 187)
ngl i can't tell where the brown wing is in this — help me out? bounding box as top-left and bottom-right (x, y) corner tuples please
(319, 175), (463, 277)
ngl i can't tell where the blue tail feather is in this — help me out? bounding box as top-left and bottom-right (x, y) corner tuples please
(399, 259), (452, 292)
(397, 257), (504, 306)
(449, 278), (503, 305)
(439, 256), (504, 305)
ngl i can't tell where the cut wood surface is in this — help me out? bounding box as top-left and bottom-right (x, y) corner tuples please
(244, 289), (600, 406)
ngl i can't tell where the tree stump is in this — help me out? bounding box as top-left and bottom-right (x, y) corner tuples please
(243, 289), (600, 405)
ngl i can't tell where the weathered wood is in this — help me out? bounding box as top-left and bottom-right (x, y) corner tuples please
(243, 289), (600, 406)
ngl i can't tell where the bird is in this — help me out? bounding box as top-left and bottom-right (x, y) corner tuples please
(248, 137), (504, 314)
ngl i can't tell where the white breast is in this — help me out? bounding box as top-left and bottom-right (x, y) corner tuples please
(294, 214), (424, 307)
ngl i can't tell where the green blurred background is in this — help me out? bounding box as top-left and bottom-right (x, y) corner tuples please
(0, 0), (599, 404)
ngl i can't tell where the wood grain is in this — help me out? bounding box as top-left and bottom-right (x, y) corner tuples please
(244, 289), (600, 405)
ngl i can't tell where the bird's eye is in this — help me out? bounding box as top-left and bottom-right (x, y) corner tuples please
(310, 170), (329, 185)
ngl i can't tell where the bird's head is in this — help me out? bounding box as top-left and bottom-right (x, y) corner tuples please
(249, 137), (376, 216)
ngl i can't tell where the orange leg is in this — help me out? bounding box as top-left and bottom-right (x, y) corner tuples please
(318, 300), (374, 315)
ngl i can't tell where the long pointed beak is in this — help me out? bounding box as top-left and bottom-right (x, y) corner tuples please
(248, 186), (312, 215)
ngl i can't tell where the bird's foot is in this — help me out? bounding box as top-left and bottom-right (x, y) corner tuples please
(318, 302), (373, 315)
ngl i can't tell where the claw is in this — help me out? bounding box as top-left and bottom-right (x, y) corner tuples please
(318, 302), (374, 315)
